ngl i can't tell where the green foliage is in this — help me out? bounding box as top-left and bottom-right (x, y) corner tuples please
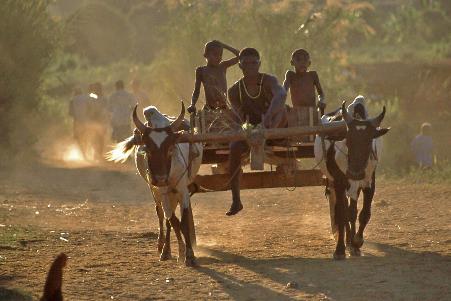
(383, 162), (451, 184)
(0, 0), (59, 163)
(64, 2), (133, 64)
(49, 0), (375, 113)
(350, 0), (451, 62)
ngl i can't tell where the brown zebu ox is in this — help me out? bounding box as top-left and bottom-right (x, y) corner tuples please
(315, 97), (389, 259)
(108, 102), (202, 266)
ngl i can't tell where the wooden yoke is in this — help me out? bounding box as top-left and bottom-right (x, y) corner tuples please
(178, 121), (346, 170)
(177, 122), (346, 144)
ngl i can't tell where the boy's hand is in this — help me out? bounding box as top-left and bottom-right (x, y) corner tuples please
(262, 113), (272, 129)
(187, 104), (196, 114)
(318, 95), (326, 111)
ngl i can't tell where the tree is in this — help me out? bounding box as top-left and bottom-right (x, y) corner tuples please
(0, 0), (59, 162)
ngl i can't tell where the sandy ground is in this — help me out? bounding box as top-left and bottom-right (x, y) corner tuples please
(0, 161), (450, 300)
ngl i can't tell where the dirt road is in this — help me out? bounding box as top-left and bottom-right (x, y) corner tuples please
(0, 162), (450, 300)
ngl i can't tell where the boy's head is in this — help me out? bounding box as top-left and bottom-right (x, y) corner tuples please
(73, 87), (82, 96)
(420, 122), (432, 136)
(115, 80), (124, 90)
(238, 47), (261, 75)
(204, 40), (223, 65)
(291, 48), (311, 71)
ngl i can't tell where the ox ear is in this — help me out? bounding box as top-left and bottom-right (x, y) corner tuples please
(370, 106), (386, 127)
(374, 127), (390, 138)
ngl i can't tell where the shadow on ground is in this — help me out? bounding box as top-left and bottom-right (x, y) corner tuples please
(195, 243), (451, 300)
(0, 287), (33, 301)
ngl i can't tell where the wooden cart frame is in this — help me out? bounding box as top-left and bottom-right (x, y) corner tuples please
(177, 108), (345, 192)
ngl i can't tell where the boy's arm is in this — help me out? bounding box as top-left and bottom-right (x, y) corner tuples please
(313, 71), (326, 110)
(263, 75), (287, 128)
(220, 41), (239, 56)
(228, 85), (244, 124)
(219, 41), (240, 68)
(283, 70), (292, 92)
(188, 67), (202, 113)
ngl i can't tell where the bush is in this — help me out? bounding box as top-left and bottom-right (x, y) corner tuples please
(0, 0), (59, 164)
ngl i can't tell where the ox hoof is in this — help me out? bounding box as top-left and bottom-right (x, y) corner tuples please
(226, 202), (243, 216)
(333, 252), (346, 260)
(352, 234), (364, 248)
(349, 247), (361, 257)
(185, 256), (197, 267)
(159, 251), (172, 261)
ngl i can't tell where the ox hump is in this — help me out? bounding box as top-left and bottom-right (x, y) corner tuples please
(143, 106), (171, 128)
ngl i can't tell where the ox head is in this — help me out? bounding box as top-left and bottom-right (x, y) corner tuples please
(342, 101), (389, 180)
(133, 102), (185, 186)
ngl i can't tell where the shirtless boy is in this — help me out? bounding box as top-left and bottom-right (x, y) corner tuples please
(283, 49), (325, 125)
(188, 40), (240, 113)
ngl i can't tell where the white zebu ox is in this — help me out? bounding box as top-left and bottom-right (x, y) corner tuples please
(314, 96), (389, 259)
(108, 102), (202, 266)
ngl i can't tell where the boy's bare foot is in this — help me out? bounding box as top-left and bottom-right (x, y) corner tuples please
(226, 201), (243, 216)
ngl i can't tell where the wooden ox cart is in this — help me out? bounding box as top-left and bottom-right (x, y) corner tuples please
(176, 108), (346, 193)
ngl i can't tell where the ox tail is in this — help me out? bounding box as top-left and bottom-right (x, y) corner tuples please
(105, 135), (136, 163)
(326, 185), (338, 239)
(40, 253), (67, 301)
(188, 202), (197, 248)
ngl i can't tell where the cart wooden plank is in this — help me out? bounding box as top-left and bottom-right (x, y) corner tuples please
(201, 145), (316, 164)
(194, 169), (325, 192)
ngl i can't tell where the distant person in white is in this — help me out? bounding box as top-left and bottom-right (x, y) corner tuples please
(69, 87), (90, 158)
(131, 79), (150, 107)
(411, 122), (434, 168)
(108, 80), (136, 142)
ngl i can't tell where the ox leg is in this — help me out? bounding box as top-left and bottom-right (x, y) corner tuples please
(353, 173), (375, 250)
(345, 197), (351, 246)
(181, 207), (196, 267)
(333, 184), (347, 260)
(349, 197), (361, 256)
(155, 205), (165, 254)
(169, 214), (186, 263)
(160, 219), (172, 261)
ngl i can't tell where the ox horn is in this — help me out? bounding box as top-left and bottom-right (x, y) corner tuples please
(132, 105), (148, 134)
(370, 106), (386, 127)
(169, 101), (185, 132)
(341, 101), (353, 124)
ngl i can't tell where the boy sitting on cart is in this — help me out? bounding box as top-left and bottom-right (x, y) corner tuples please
(226, 47), (288, 216)
(283, 49), (325, 138)
(188, 40), (239, 113)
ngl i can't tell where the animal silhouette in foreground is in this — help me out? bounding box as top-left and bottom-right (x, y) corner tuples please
(40, 253), (67, 301)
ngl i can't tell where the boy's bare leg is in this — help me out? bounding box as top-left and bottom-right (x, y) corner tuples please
(226, 140), (248, 216)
